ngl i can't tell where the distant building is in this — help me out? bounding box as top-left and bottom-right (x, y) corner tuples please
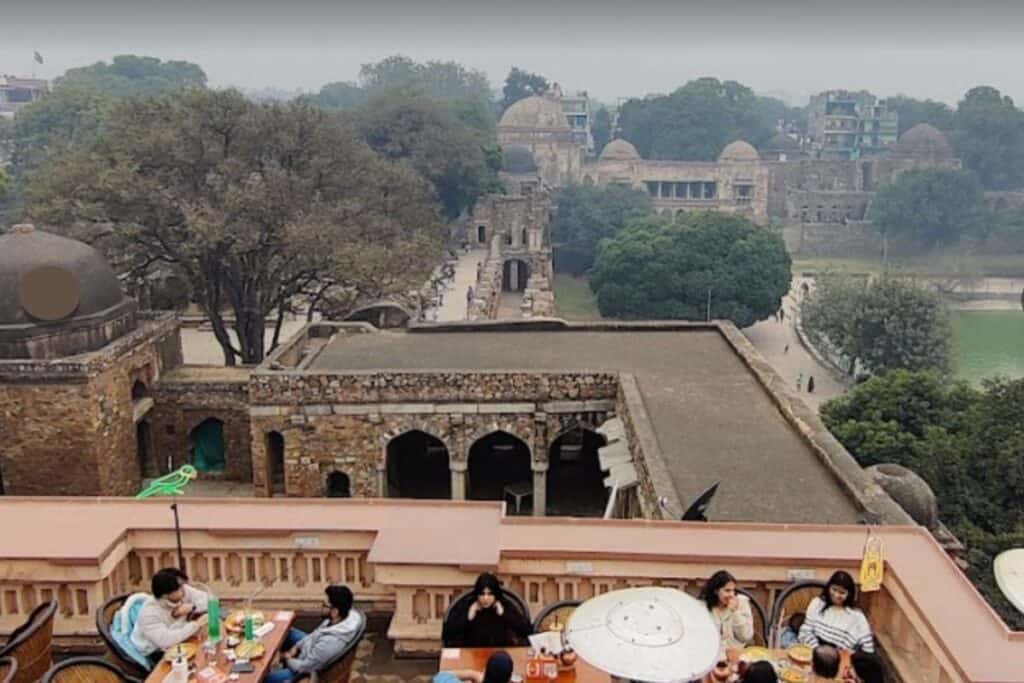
(807, 90), (898, 160)
(0, 75), (48, 118)
(559, 89), (594, 154)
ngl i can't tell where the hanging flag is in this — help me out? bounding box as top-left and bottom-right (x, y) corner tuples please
(33, 51), (44, 65)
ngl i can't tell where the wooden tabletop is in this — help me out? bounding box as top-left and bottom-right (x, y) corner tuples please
(439, 647), (611, 683)
(144, 610), (295, 683)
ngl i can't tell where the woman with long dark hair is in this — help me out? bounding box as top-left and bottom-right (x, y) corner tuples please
(443, 573), (532, 647)
(699, 570), (755, 648)
(798, 571), (875, 653)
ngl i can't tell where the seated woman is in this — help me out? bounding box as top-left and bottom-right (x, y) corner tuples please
(443, 573), (532, 647)
(699, 570), (754, 649)
(799, 571), (875, 653)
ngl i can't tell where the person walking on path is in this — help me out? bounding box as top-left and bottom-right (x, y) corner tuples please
(784, 343), (790, 354)
(779, 307), (786, 322)
(797, 372), (803, 391)
(807, 375), (815, 393)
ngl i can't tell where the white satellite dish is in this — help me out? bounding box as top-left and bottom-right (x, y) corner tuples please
(994, 549), (1024, 615)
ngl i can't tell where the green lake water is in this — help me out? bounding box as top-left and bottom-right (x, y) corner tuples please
(951, 310), (1024, 384)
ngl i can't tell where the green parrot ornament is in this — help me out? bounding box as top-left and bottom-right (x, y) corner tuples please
(136, 465), (198, 499)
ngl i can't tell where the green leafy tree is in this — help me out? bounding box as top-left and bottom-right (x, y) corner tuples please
(303, 81), (367, 110)
(616, 78), (786, 161)
(0, 166), (8, 199)
(352, 91), (498, 219)
(501, 67), (549, 112)
(871, 169), (984, 245)
(551, 183), (653, 275)
(358, 55), (491, 105)
(954, 86), (1024, 190)
(591, 106), (613, 153)
(803, 274), (952, 376)
(821, 373), (1024, 629)
(884, 95), (955, 136)
(24, 89), (445, 365)
(589, 211), (791, 327)
(55, 54), (206, 97)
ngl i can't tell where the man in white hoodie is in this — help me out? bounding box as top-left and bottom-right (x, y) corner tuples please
(130, 568), (202, 665)
(265, 584), (363, 683)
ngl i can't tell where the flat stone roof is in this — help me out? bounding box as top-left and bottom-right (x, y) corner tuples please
(308, 328), (860, 524)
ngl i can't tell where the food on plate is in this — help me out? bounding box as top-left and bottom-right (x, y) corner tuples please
(786, 643), (813, 665)
(162, 642), (198, 661)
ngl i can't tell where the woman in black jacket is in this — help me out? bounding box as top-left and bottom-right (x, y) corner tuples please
(443, 573), (532, 647)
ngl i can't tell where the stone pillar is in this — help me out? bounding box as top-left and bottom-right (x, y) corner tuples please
(532, 462), (548, 516)
(451, 460), (467, 501)
(377, 463), (387, 498)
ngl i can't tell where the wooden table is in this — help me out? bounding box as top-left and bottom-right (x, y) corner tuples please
(145, 610), (295, 683)
(439, 647), (611, 683)
(700, 648), (852, 682)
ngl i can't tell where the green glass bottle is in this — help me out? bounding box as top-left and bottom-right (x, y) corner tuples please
(244, 612), (254, 641)
(207, 595), (220, 642)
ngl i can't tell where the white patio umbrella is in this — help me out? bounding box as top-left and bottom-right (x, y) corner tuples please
(994, 549), (1024, 616)
(565, 587), (720, 683)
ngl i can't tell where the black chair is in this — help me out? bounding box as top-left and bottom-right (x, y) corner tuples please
(735, 588), (769, 646)
(42, 656), (142, 682)
(294, 611), (367, 683)
(769, 580), (827, 639)
(0, 600), (58, 683)
(0, 657), (17, 683)
(532, 599), (581, 633)
(442, 587), (532, 647)
(95, 593), (150, 679)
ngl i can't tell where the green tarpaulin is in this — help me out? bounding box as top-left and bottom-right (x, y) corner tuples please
(190, 420), (225, 472)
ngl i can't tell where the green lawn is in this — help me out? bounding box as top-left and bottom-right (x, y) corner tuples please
(553, 274), (603, 320)
(793, 250), (1024, 278)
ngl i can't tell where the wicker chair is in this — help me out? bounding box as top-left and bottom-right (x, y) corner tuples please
(0, 600), (57, 683)
(95, 593), (150, 679)
(532, 600), (581, 633)
(442, 588), (532, 647)
(0, 657), (17, 683)
(735, 588), (769, 646)
(769, 580), (827, 638)
(42, 656), (141, 683)
(295, 611), (367, 683)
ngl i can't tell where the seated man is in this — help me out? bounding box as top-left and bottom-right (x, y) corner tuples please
(811, 645), (841, 681)
(130, 568), (202, 665)
(265, 585), (362, 683)
(434, 650), (514, 683)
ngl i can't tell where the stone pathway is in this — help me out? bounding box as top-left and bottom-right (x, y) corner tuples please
(742, 285), (848, 412)
(435, 249), (487, 322)
(496, 292), (524, 319)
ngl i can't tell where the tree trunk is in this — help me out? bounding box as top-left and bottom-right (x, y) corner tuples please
(270, 303), (286, 353)
(206, 308), (238, 366)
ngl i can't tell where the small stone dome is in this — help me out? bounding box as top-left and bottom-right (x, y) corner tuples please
(502, 145), (538, 174)
(499, 95), (569, 131)
(866, 463), (940, 530)
(599, 138), (641, 161)
(718, 139), (760, 162)
(0, 224), (136, 359)
(891, 123), (954, 160)
(762, 133), (800, 152)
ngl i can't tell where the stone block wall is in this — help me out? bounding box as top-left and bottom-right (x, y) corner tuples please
(149, 368), (253, 482)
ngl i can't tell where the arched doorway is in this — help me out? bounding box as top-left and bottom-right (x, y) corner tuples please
(468, 431), (532, 509)
(386, 431), (451, 499)
(546, 427), (608, 516)
(502, 260), (530, 292)
(326, 471), (351, 498)
(477, 225), (487, 243)
(189, 418), (225, 473)
(266, 431), (285, 495)
(136, 422), (154, 478)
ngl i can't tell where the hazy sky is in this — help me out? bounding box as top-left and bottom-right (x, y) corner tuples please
(4, 0), (1024, 105)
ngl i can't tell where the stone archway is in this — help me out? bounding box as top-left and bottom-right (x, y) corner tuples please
(468, 431), (532, 508)
(189, 418), (225, 473)
(502, 259), (530, 292)
(325, 471), (351, 497)
(386, 430), (451, 499)
(265, 431), (285, 495)
(546, 427), (608, 516)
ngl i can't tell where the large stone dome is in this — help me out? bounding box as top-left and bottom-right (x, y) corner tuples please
(502, 145), (538, 174)
(866, 463), (939, 530)
(718, 139), (760, 162)
(891, 123), (954, 160)
(0, 224), (137, 359)
(499, 95), (569, 130)
(599, 138), (642, 161)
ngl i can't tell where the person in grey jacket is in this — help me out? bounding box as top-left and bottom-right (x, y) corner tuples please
(265, 585), (362, 683)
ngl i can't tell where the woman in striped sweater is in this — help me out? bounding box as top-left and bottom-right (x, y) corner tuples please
(798, 571), (875, 653)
